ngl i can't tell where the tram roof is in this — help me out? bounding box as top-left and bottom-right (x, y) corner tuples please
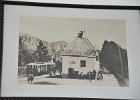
(27, 62), (56, 66)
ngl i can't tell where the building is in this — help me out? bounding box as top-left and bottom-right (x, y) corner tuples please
(62, 31), (100, 77)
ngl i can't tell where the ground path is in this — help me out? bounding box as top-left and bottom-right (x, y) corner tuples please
(18, 74), (120, 86)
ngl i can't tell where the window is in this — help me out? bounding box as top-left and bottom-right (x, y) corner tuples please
(80, 60), (86, 67)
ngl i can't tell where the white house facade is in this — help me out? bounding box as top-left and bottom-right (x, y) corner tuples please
(62, 31), (100, 77)
(62, 56), (96, 75)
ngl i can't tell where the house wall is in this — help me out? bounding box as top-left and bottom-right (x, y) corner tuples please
(62, 56), (97, 75)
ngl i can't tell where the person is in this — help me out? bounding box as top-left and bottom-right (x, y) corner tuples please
(49, 71), (52, 77)
(59, 70), (62, 75)
(92, 70), (96, 80)
(87, 71), (92, 80)
(53, 70), (56, 75)
(79, 72), (83, 79)
(30, 74), (34, 83)
(27, 74), (34, 83)
(97, 69), (103, 80)
(76, 71), (79, 79)
(27, 74), (30, 83)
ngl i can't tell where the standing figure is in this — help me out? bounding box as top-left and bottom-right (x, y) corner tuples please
(76, 71), (79, 79)
(49, 71), (52, 77)
(92, 70), (97, 80)
(59, 70), (62, 75)
(53, 70), (56, 75)
(30, 74), (34, 83)
(79, 72), (83, 79)
(87, 71), (92, 80)
(27, 74), (34, 83)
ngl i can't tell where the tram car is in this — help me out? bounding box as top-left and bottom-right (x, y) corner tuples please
(26, 62), (56, 76)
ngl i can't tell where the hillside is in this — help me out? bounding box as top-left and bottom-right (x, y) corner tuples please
(18, 32), (68, 66)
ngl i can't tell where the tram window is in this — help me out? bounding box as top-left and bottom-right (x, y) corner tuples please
(30, 65), (32, 69)
(33, 65), (35, 68)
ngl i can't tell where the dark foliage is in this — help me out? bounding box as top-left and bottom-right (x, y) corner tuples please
(99, 40), (129, 79)
(34, 41), (52, 62)
(18, 37), (35, 66)
(18, 34), (68, 66)
(18, 39), (52, 66)
(55, 60), (62, 71)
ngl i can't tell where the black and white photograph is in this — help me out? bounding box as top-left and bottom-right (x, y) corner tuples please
(18, 16), (129, 87)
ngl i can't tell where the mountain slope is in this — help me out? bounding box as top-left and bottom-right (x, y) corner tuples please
(18, 33), (68, 66)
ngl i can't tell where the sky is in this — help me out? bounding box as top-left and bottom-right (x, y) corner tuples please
(20, 16), (127, 50)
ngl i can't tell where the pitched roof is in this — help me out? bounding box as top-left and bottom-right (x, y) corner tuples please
(62, 37), (96, 57)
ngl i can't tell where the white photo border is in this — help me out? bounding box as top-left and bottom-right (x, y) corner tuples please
(1, 3), (140, 99)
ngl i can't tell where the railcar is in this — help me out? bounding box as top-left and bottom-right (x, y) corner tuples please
(26, 62), (56, 76)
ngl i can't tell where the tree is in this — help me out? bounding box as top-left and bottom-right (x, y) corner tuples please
(55, 60), (62, 71)
(99, 40), (128, 79)
(34, 41), (52, 62)
(18, 37), (35, 66)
